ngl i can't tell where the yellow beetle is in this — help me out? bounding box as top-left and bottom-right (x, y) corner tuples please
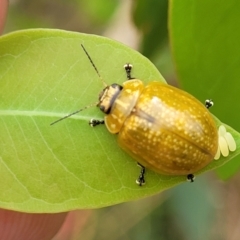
(92, 62), (218, 185)
(52, 45), (220, 186)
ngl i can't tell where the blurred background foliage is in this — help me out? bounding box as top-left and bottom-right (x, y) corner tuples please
(4, 0), (240, 239)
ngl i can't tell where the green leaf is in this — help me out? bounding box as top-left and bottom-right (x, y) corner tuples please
(0, 29), (239, 213)
(132, 0), (168, 58)
(169, 0), (240, 179)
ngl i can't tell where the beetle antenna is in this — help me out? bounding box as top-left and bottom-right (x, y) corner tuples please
(50, 101), (99, 125)
(51, 45), (107, 126)
(81, 44), (107, 87)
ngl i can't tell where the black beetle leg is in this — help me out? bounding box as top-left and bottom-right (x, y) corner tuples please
(187, 174), (195, 183)
(89, 119), (105, 127)
(205, 99), (214, 109)
(136, 163), (146, 186)
(124, 63), (134, 80)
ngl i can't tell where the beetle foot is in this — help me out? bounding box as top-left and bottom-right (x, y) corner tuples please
(124, 63), (134, 80)
(89, 119), (105, 127)
(136, 163), (146, 186)
(187, 174), (195, 182)
(205, 99), (214, 109)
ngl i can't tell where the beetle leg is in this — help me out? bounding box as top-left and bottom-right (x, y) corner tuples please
(89, 119), (105, 127)
(124, 63), (134, 80)
(136, 163), (146, 186)
(205, 99), (214, 109)
(187, 174), (195, 182)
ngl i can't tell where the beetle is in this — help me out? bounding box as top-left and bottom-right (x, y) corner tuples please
(90, 64), (219, 185)
(51, 45), (231, 186)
